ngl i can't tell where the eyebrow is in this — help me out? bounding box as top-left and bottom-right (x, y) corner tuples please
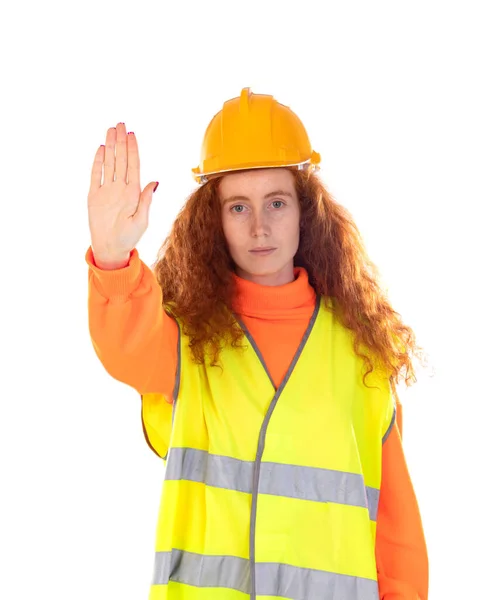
(222, 190), (294, 205)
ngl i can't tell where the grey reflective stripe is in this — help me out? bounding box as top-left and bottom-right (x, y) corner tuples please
(257, 561), (379, 600)
(235, 314), (277, 390)
(260, 461), (380, 519)
(153, 549), (251, 593)
(365, 486), (380, 522)
(165, 447), (380, 520)
(172, 316), (182, 426)
(165, 447), (253, 494)
(160, 317), (182, 461)
(382, 403), (396, 444)
(152, 550), (379, 599)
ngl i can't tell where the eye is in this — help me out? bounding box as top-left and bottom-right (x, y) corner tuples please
(230, 204), (246, 213)
(271, 200), (285, 209)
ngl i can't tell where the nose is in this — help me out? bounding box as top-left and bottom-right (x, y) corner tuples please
(250, 210), (270, 238)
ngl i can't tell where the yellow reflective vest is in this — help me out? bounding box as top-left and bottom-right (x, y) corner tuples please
(141, 296), (395, 600)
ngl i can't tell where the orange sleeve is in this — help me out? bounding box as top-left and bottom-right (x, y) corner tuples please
(376, 400), (429, 599)
(86, 245), (178, 400)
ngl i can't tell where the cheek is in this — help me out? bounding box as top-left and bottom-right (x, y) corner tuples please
(284, 220), (300, 254)
(277, 212), (300, 241)
(222, 218), (243, 252)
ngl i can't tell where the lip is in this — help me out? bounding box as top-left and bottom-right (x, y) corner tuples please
(249, 247), (276, 255)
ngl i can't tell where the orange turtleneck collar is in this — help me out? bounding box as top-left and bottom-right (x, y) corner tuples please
(231, 267), (317, 320)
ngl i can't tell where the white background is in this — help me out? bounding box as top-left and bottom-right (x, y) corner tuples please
(1, 1), (483, 598)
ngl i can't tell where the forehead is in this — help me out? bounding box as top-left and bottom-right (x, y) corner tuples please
(218, 168), (296, 199)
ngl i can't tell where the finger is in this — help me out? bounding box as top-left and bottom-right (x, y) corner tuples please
(103, 126), (116, 183)
(114, 122), (128, 182)
(89, 144), (105, 194)
(133, 182), (158, 225)
(127, 131), (140, 187)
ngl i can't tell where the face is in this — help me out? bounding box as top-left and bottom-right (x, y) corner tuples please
(218, 168), (300, 286)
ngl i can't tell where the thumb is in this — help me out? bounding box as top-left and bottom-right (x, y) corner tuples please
(134, 181), (159, 223)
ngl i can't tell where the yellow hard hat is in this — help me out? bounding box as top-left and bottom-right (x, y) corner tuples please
(192, 87), (321, 183)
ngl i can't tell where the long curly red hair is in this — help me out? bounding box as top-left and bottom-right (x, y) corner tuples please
(152, 169), (430, 396)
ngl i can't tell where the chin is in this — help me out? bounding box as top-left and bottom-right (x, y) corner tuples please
(237, 258), (293, 279)
(240, 263), (279, 277)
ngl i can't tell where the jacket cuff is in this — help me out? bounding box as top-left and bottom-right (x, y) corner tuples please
(85, 245), (144, 300)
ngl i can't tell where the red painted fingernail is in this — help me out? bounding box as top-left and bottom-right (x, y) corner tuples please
(153, 182), (159, 193)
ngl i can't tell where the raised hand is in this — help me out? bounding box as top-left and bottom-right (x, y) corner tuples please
(88, 122), (158, 269)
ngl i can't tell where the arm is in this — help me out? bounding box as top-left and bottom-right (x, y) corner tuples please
(86, 245), (178, 400)
(376, 400), (429, 600)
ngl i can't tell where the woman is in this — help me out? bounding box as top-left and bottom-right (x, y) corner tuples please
(86, 88), (428, 599)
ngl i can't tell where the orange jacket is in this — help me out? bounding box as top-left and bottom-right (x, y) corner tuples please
(86, 246), (428, 599)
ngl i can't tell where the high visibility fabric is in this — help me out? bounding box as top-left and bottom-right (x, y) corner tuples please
(142, 296), (395, 599)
